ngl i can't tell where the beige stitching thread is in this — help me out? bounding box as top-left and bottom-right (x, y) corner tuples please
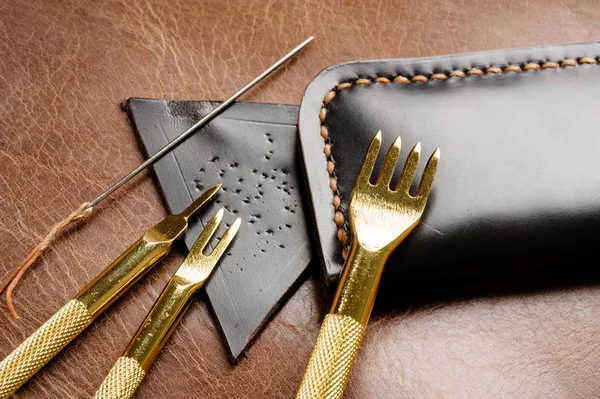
(319, 57), (600, 259)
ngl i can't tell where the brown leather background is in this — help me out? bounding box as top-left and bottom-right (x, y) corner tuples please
(2, 1), (600, 398)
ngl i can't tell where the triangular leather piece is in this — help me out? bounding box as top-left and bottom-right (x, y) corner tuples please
(125, 98), (311, 361)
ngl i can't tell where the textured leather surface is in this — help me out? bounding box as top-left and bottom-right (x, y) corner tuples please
(298, 42), (600, 294)
(3, 1), (600, 398)
(126, 98), (310, 360)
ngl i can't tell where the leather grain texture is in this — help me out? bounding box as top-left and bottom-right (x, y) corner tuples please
(3, 0), (600, 398)
(126, 98), (311, 360)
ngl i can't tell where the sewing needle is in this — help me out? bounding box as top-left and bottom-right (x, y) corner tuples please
(90, 36), (313, 208)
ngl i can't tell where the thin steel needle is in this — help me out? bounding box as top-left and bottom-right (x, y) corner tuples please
(87, 35), (314, 209)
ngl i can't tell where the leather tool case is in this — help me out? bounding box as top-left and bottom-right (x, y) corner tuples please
(297, 40), (600, 293)
(127, 40), (600, 360)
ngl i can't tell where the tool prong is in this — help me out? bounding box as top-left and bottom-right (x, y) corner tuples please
(179, 184), (222, 221)
(187, 209), (224, 256)
(208, 218), (241, 261)
(357, 130), (382, 185)
(415, 148), (440, 199)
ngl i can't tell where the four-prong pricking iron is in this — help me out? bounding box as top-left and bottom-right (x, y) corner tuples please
(296, 131), (440, 399)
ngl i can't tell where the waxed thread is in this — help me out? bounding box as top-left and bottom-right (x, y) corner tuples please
(319, 57), (599, 259)
(0, 203), (92, 318)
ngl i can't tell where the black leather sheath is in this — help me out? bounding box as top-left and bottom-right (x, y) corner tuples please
(297, 41), (600, 289)
(125, 99), (310, 361)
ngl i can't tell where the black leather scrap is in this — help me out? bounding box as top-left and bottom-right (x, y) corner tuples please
(125, 99), (311, 361)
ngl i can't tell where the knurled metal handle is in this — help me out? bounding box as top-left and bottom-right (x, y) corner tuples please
(93, 356), (145, 399)
(0, 299), (93, 398)
(296, 313), (365, 399)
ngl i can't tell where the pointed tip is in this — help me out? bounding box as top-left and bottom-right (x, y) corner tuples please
(205, 183), (222, 198)
(432, 147), (441, 160)
(180, 183), (221, 220)
(371, 130), (383, 146)
(206, 207), (225, 229)
(298, 36), (314, 49)
(225, 217), (242, 240)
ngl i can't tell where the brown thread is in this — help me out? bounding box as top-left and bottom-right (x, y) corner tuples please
(334, 211), (345, 227)
(327, 161), (335, 175)
(449, 70), (466, 78)
(341, 247), (349, 260)
(542, 61), (560, 69)
(319, 56), (600, 259)
(324, 91), (336, 105)
(320, 125), (329, 140)
(411, 75), (428, 83)
(333, 195), (341, 210)
(393, 76), (410, 84)
(524, 63), (541, 70)
(319, 108), (327, 122)
(0, 203), (93, 318)
(467, 68), (484, 76)
(329, 177), (337, 191)
(486, 67), (502, 74)
(504, 65), (523, 73)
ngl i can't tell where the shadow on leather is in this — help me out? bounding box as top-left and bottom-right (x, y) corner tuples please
(373, 255), (600, 315)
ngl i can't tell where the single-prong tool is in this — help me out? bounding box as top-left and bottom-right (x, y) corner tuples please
(296, 131), (440, 399)
(0, 185), (221, 399)
(93, 209), (241, 399)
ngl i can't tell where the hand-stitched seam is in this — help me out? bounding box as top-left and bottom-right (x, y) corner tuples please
(319, 57), (600, 260)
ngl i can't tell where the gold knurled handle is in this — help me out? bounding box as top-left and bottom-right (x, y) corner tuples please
(296, 313), (365, 399)
(93, 356), (145, 399)
(0, 299), (92, 398)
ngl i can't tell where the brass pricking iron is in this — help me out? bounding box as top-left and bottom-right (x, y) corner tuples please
(296, 131), (440, 399)
(93, 208), (240, 399)
(0, 184), (222, 399)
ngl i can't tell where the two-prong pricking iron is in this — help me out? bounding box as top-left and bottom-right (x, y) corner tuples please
(296, 131), (440, 399)
(93, 209), (240, 399)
